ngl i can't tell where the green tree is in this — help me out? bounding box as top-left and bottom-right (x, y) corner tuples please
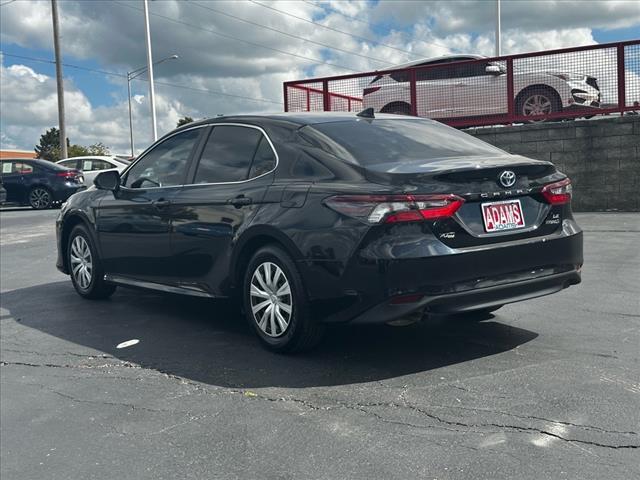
(34, 127), (63, 162)
(35, 127), (111, 160)
(67, 144), (89, 157)
(176, 116), (194, 127)
(87, 142), (110, 155)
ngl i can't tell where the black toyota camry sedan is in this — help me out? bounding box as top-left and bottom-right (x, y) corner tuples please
(56, 112), (582, 352)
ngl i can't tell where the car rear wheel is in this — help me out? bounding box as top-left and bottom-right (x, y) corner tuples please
(68, 225), (116, 299)
(244, 245), (324, 353)
(29, 186), (52, 209)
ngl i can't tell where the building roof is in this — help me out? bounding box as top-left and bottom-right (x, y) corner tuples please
(0, 150), (36, 160)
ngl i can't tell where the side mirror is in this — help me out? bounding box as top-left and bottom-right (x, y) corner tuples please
(94, 170), (120, 191)
(485, 65), (503, 75)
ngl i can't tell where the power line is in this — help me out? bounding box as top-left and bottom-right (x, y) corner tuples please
(3, 52), (125, 78)
(113, 0), (358, 73)
(188, 0), (393, 66)
(248, 0), (424, 60)
(1, 52), (282, 105)
(301, 0), (453, 54)
(0, 0), (18, 7)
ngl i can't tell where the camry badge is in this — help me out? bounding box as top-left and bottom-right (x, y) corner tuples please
(499, 170), (516, 188)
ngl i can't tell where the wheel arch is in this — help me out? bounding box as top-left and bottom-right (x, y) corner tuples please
(230, 226), (304, 291)
(380, 101), (412, 115)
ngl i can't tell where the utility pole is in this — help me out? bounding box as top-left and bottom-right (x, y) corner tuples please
(51, 0), (68, 159)
(143, 0), (158, 141)
(495, 0), (501, 56)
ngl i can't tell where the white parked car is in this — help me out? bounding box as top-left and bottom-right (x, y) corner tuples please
(56, 156), (129, 185)
(362, 54), (601, 120)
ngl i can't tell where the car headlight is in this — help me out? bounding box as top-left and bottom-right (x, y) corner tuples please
(550, 72), (586, 82)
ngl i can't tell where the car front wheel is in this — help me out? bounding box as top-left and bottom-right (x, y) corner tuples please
(68, 224), (116, 299)
(244, 245), (324, 353)
(516, 87), (561, 122)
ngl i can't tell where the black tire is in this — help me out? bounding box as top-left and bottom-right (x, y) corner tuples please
(67, 224), (116, 300)
(515, 87), (561, 122)
(28, 186), (53, 209)
(381, 102), (412, 115)
(243, 245), (324, 353)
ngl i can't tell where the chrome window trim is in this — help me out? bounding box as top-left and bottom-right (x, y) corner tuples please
(120, 122), (279, 190)
(185, 123), (279, 188)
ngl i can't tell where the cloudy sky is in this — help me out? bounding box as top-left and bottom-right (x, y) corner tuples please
(1, 0), (639, 154)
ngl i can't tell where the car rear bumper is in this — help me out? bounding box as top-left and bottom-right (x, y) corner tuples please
(303, 224), (583, 324)
(349, 268), (580, 324)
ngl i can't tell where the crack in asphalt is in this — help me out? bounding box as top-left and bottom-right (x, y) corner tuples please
(4, 358), (638, 450)
(352, 402), (640, 450)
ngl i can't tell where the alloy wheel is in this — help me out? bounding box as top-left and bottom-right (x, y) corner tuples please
(29, 188), (51, 209)
(249, 261), (292, 337)
(70, 235), (93, 290)
(522, 94), (552, 116)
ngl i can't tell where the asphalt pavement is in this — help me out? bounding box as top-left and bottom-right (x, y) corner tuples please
(1, 208), (639, 480)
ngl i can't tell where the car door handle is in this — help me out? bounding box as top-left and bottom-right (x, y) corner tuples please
(227, 195), (252, 207)
(152, 199), (171, 209)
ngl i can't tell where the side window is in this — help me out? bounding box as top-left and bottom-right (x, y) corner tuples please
(124, 129), (201, 188)
(59, 160), (78, 169)
(14, 162), (34, 174)
(248, 137), (276, 178)
(194, 126), (262, 184)
(80, 159), (94, 171)
(86, 159), (112, 171)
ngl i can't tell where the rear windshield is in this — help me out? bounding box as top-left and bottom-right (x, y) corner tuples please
(35, 160), (70, 171)
(301, 119), (504, 166)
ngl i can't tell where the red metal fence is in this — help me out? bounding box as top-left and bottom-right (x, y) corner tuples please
(284, 40), (640, 128)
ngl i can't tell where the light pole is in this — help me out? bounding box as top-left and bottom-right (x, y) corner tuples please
(495, 0), (501, 56)
(126, 54), (178, 156)
(143, 0), (157, 142)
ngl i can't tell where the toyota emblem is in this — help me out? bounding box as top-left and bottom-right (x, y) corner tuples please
(499, 170), (516, 188)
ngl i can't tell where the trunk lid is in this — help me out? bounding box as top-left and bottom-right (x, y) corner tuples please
(362, 154), (567, 248)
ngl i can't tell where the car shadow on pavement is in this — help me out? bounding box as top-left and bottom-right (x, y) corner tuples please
(1, 281), (538, 388)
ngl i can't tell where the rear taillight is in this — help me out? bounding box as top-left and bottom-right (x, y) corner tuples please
(541, 178), (572, 205)
(57, 170), (82, 182)
(363, 86), (381, 96)
(324, 194), (465, 224)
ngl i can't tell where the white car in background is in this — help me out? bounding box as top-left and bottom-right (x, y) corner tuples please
(56, 156), (130, 185)
(362, 54), (601, 120)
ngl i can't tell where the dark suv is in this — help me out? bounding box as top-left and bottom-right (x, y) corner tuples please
(1, 159), (85, 209)
(56, 113), (582, 352)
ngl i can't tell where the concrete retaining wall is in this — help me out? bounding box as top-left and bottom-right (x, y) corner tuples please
(465, 116), (640, 211)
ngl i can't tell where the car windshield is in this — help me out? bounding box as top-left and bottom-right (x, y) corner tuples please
(301, 119), (505, 166)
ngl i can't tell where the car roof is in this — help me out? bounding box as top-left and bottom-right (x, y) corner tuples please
(172, 112), (435, 134)
(1, 158), (57, 167)
(57, 156), (120, 162)
(379, 54), (486, 71)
